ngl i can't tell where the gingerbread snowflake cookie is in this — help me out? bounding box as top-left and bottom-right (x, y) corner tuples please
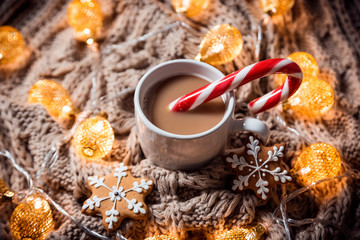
(224, 135), (292, 200)
(82, 163), (153, 231)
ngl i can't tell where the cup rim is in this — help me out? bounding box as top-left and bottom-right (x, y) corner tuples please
(134, 59), (235, 140)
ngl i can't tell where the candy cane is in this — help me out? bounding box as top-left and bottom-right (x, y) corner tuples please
(169, 58), (303, 114)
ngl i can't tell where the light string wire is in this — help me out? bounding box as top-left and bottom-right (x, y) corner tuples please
(272, 169), (360, 240)
(272, 110), (313, 145)
(0, 150), (127, 240)
(255, 15), (271, 61)
(101, 21), (181, 55)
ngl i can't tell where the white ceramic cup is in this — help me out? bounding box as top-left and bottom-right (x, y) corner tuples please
(134, 59), (269, 171)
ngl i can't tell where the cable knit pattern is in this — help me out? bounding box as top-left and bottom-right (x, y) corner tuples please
(0, 0), (359, 239)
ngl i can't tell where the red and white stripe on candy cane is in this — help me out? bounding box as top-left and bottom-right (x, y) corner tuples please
(169, 58), (303, 114)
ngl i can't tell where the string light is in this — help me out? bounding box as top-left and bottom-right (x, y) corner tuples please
(10, 194), (54, 240)
(145, 235), (179, 240)
(172, 0), (209, 18)
(67, 0), (103, 44)
(292, 143), (341, 186)
(283, 78), (334, 117)
(215, 224), (266, 240)
(195, 24), (243, 65)
(72, 115), (114, 160)
(276, 52), (334, 117)
(28, 79), (77, 120)
(0, 26), (25, 64)
(277, 52), (319, 84)
(259, 0), (295, 16)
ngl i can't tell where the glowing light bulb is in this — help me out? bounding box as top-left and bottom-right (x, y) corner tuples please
(67, 0), (103, 43)
(277, 52), (319, 84)
(215, 224), (266, 240)
(172, 0), (209, 18)
(195, 24), (243, 66)
(259, 0), (295, 16)
(10, 194), (53, 240)
(145, 235), (179, 240)
(28, 79), (77, 120)
(284, 78), (334, 117)
(292, 143), (341, 186)
(0, 26), (25, 64)
(72, 115), (114, 160)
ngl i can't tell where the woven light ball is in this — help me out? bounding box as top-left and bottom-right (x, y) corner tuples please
(259, 0), (295, 16)
(10, 194), (53, 240)
(195, 24), (243, 66)
(215, 224), (266, 240)
(284, 78), (334, 117)
(292, 143), (341, 186)
(67, 0), (103, 44)
(172, 0), (209, 18)
(73, 115), (114, 160)
(28, 79), (76, 120)
(0, 26), (25, 64)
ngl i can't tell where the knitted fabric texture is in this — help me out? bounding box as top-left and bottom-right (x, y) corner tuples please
(0, 0), (360, 239)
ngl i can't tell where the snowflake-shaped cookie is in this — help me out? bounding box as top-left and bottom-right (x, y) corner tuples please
(82, 163), (153, 232)
(224, 135), (292, 200)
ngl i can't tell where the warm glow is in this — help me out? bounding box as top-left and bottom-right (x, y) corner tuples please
(276, 52), (334, 117)
(145, 235), (179, 240)
(292, 143), (341, 186)
(72, 116), (114, 160)
(67, 0), (103, 43)
(10, 194), (53, 240)
(276, 52), (319, 84)
(259, 0), (295, 16)
(0, 26), (25, 64)
(28, 79), (76, 120)
(195, 24), (243, 66)
(215, 224), (266, 240)
(285, 78), (334, 117)
(172, 0), (209, 18)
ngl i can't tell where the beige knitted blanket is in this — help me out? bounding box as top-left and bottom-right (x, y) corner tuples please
(0, 0), (359, 239)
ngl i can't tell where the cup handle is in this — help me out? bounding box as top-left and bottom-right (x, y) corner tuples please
(230, 117), (270, 144)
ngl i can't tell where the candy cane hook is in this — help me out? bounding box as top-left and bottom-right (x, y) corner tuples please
(169, 58), (302, 114)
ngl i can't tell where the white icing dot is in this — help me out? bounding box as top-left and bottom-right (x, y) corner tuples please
(262, 173), (266, 177)
(259, 159), (262, 162)
(265, 165), (268, 168)
(250, 161), (253, 164)
(253, 174), (255, 177)
(249, 169), (251, 172)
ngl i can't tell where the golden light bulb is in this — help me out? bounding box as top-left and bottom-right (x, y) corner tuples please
(0, 26), (25, 64)
(28, 79), (77, 120)
(215, 224), (266, 240)
(67, 0), (103, 43)
(195, 24), (243, 66)
(10, 194), (53, 240)
(276, 52), (319, 85)
(172, 0), (209, 18)
(292, 143), (341, 186)
(73, 115), (114, 160)
(284, 78), (334, 117)
(259, 0), (295, 16)
(145, 235), (179, 240)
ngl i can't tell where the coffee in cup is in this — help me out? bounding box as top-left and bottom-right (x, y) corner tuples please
(146, 75), (225, 135)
